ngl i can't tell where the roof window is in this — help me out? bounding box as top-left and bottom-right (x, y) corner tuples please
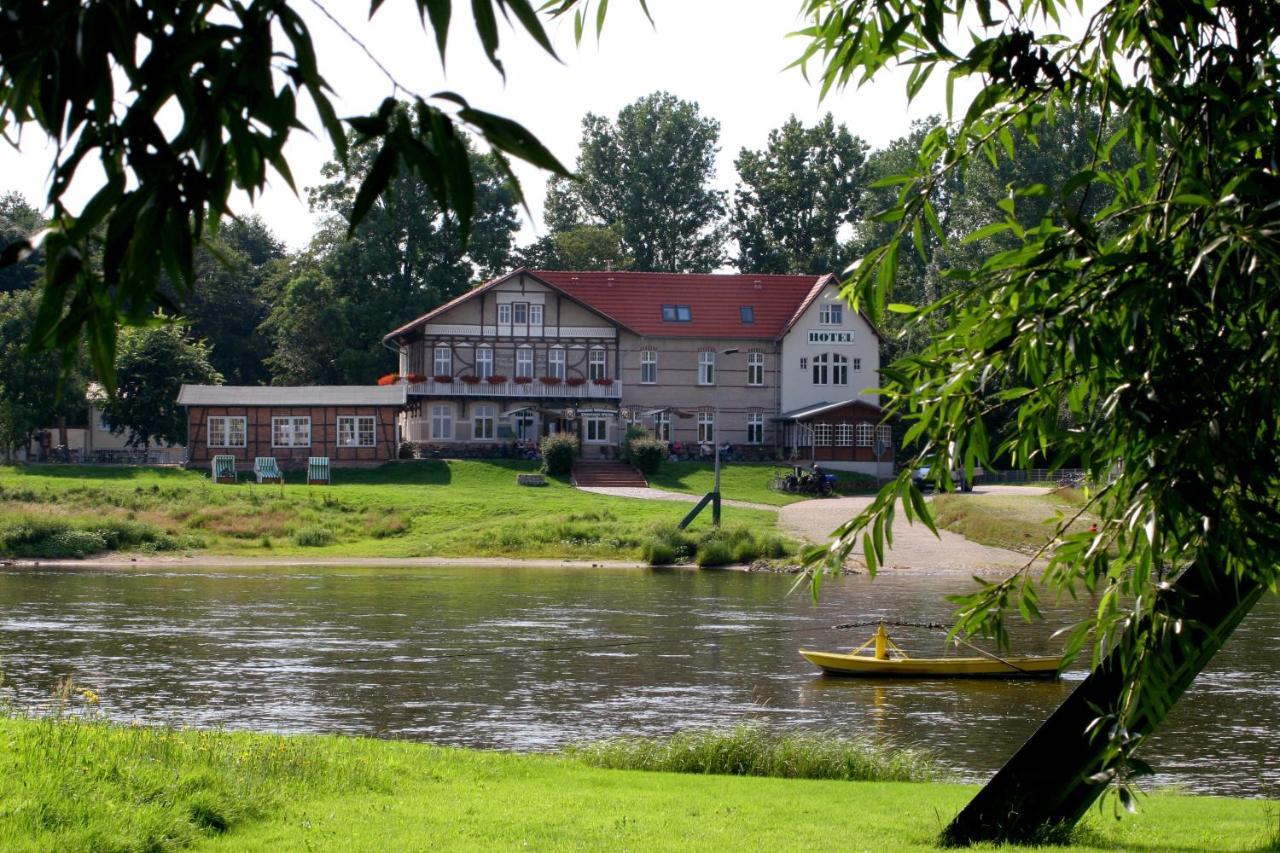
(661, 304), (692, 323)
(740, 306), (755, 324)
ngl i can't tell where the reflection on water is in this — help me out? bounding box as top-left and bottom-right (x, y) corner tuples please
(0, 565), (1275, 795)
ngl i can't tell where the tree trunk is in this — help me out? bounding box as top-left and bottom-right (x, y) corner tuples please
(943, 563), (1266, 845)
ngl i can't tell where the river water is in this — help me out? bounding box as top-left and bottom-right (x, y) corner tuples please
(0, 565), (1275, 795)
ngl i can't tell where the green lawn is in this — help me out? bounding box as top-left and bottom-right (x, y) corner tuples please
(931, 488), (1097, 553)
(647, 461), (876, 506)
(0, 716), (1269, 852)
(0, 461), (781, 561)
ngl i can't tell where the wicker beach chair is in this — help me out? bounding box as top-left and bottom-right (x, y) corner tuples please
(253, 457), (283, 484)
(307, 456), (331, 486)
(212, 455), (237, 484)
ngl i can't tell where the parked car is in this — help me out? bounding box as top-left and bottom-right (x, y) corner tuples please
(913, 465), (975, 493)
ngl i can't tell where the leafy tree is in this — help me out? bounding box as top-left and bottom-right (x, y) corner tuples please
(731, 114), (868, 275)
(260, 268), (355, 386)
(0, 192), (43, 294)
(285, 111), (520, 384)
(0, 289), (85, 459)
(553, 92), (727, 272)
(0, 1), (568, 386)
(516, 225), (633, 271)
(797, 0), (1280, 841)
(99, 319), (221, 450)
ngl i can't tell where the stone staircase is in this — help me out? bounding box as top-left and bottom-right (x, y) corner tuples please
(571, 460), (649, 488)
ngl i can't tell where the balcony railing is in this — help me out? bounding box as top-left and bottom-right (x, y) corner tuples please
(408, 378), (622, 399)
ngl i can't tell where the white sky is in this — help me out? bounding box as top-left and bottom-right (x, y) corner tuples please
(0, 0), (978, 250)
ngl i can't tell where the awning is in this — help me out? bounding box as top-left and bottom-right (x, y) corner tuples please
(576, 408), (620, 417)
(502, 405), (537, 417)
(773, 401), (834, 422)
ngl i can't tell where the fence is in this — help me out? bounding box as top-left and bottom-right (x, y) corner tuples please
(980, 468), (1086, 485)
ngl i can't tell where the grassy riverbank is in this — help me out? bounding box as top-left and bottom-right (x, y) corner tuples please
(932, 488), (1098, 554)
(0, 462), (786, 562)
(0, 715), (1270, 852)
(647, 461), (877, 506)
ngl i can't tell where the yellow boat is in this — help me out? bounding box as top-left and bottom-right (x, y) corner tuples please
(800, 624), (1062, 679)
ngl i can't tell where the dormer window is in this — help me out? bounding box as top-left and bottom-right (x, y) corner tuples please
(740, 306), (755, 324)
(661, 304), (692, 323)
(819, 303), (843, 325)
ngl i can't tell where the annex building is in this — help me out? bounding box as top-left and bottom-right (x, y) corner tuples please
(384, 268), (893, 474)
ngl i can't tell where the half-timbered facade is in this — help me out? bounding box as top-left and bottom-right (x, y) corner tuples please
(385, 268), (891, 472)
(178, 385), (407, 467)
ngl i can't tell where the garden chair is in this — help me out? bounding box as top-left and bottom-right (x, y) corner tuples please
(212, 455), (237, 484)
(307, 457), (331, 486)
(253, 457), (283, 484)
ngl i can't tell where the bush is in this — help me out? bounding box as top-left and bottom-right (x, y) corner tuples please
(292, 527), (334, 547)
(833, 471), (878, 494)
(627, 438), (667, 474)
(620, 424), (648, 461)
(539, 433), (579, 476)
(642, 540), (676, 565)
(695, 539), (734, 567)
(0, 515), (186, 558)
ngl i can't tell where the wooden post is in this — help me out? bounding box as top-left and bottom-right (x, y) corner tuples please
(943, 563), (1266, 845)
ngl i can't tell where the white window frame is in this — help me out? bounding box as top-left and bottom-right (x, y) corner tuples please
(698, 351), (715, 386)
(836, 423), (855, 447)
(513, 411), (535, 440)
(475, 347), (494, 379)
(472, 404), (496, 441)
(512, 302), (528, 325)
(589, 348), (607, 380)
(207, 416), (246, 448)
(433, 346), (452, 377)
(497, 304), (511, 325)
(640, 350), (657, 384)
(747, 352), (765, 386)
(814, 423), (833, 446)
(697, 410), (715, 443)
(516, 347), (534, 378)
(272, 416), (311, 448)
(876, 424), (893, 449)
(653, 411), (671, 442)
(832, 353), (849, 385)
(431, 404), (454, 440)
(747, 411), (764, 445)
(855, 423), (874, 447)
(548, 347), (566, 379)
(812, 353), (829, 385)
(584, 416), (608, 444)
(529, 304), (544, 326)
(337, 415), (376, 448)
(819, 303), (843, 325)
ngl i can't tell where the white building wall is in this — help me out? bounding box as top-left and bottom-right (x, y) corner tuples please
(779, 285), (881, 413)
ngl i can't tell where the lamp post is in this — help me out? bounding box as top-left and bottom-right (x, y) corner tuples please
(711, 348), (740, 525)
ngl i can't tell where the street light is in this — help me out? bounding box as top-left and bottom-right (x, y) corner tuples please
(711, 348), (740, 525)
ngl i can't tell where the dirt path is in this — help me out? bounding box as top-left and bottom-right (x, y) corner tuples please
(575, 486), (777, 512)
(778, 485), (1052, 577)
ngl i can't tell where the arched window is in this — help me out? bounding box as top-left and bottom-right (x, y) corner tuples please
(475, 346), (494, 378)
(589, 348), (607, 380)
(548, 347), (566, 379)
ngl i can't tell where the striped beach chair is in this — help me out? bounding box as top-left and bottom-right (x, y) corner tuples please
(253, 457), (283, 484)
(212, 455), (237, 484)
(307, 456), (331, 486)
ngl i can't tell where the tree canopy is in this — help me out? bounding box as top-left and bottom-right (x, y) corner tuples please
(731, 114), (868, 275)
(548, 92), (727, 272)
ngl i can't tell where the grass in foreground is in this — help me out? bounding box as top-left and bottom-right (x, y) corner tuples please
(931, 487), (1097, 554)
(646, 461), (877, 506)
(0, 462), (785, 562)
(0, 715), (1270, 852)
(565, 725), (942, 783)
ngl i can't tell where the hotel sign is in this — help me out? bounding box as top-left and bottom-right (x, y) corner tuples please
(807, 330), (854, 345)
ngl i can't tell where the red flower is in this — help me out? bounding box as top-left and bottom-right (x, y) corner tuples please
(486, 375), (508, 384)
(460, 375), (482, 384)
(539, 377), (562, 386)
(514, 376), (534, 385)
(566, 377), (587, 387)
(405, 373), (427, 383)
(377, 373), (399, 386)
(433, 375), (454, 383)
(591, 377), (614, 386)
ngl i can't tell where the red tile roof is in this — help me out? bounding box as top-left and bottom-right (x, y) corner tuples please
(383, 268), (863, 342)
(536, 270), (833, 340)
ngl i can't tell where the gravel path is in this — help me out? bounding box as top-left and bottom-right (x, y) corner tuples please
(778, 485), (1051, 576)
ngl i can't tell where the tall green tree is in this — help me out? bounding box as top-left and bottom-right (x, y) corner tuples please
(0, 192), (43, 294)
(99, 319), (221, 450)
(0, 289), (85, 459)
(797, 0), (1280, 841)
(282, 108), (520, 384)
(731, 114), (868, 275)
(516, 225), (633, 271)
(261, 268), (355, 385)
(552, 92), (727, 272)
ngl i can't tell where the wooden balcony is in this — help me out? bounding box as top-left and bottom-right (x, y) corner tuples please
(407, 378), (622, 400)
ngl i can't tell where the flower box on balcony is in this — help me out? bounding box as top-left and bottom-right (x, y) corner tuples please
(566, 377), (587, 387)
(514, 376), (534, 385)
(460, 375), (482, 385)
(591, 377), (614, 386)
(486, 375), (508, 385)
(539, 377), (562, 386)
(377, 373), (399, 386)
(405, 373), (427, 383)
(433, 375), (453, 384)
